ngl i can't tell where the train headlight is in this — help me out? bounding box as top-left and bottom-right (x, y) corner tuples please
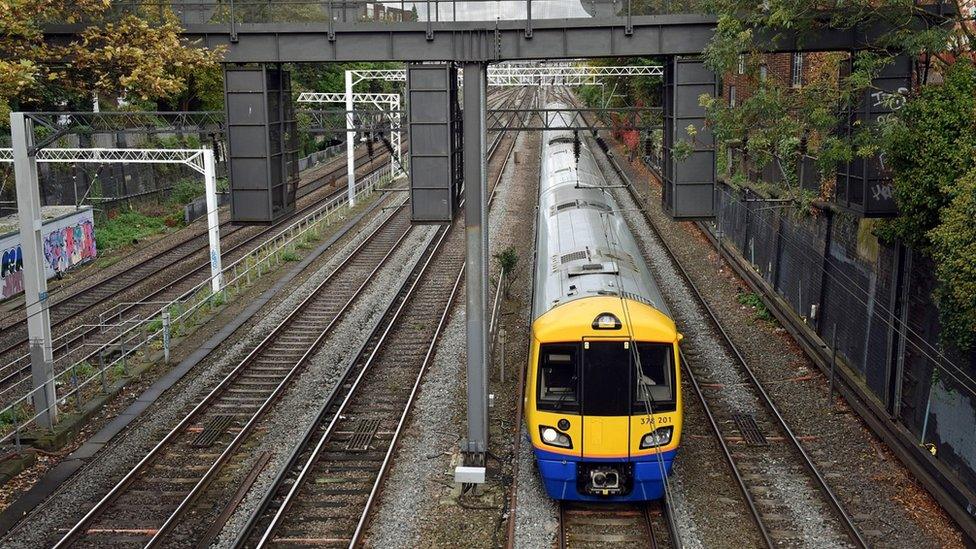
(539, 426), (573, 449)
(640, 426), (673, 449)
(592, 313), (622, 330)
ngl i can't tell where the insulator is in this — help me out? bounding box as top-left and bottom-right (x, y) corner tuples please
(645, 136), (653, 157)
(573, 130), (581, 164)
(366, 136), (374, 158)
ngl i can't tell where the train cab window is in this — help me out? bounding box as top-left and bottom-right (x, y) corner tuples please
(537, 344), (580, 413)
(632, 343), (676, 412)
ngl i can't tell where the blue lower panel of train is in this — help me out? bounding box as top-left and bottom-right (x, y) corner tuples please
(533, 447), (677, 502)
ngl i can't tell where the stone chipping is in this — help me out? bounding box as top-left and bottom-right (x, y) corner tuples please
(1, 196), (408, 549)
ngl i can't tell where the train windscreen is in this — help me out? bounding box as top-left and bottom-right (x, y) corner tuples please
(582, 341), (631, 416)
(537, 344), (580, 412)
(632, 343), (676, 413)
(537, 341), (676, 415)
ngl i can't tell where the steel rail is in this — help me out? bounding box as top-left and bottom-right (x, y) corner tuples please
(0, 152), (399, 419)
(53, 203), (413, 548)
(234, 86), (532, 549)
(600, 130), (869, 549)
(345, 88), (531, 547)
(678, 347), (773, 547)
(501, 87), (544, 549)
(253, 223), (455, 548)
(558, 501), (667, 549)
(0, 143), (390, 377)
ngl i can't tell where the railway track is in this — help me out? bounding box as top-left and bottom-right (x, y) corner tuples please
(558, 501), (676, 549)
(0, 144), (388, 362)
(0, 149), (398, 406)
(51, 203), (415, 548)
(228, 87), (533, 549)
(49, 87), (528, 549)
(589, 120), (868, 547)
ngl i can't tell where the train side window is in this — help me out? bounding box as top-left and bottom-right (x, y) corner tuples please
(632, 343), (676, 412)
(538, 344), (580, 413)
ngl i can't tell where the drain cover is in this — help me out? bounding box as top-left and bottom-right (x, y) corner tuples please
(192, 415), (235, 448)
(346, 419), (381, 451)
(732, 414), (768, 446)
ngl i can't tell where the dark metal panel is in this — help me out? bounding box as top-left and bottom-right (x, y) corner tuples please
(407, 63), (461, 223)
(225, 65), (298, 224)
(836, 55), (911, 217)
(662, 56), (716, 220)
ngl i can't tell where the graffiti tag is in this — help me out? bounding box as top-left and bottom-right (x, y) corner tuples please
(42, 220), (96, 273)
(871, 87), (909, 111)
(872, 183), (894, 202)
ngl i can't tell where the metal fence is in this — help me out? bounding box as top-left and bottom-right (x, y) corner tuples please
(0, 169), (394, 447)
(708, 181), (976, 493)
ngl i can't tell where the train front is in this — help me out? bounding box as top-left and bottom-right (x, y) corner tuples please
(525, 101), (682, 502)
(526, 300), (682, 501)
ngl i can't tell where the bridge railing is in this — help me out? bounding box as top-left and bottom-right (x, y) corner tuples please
(84, 0), (713, 26)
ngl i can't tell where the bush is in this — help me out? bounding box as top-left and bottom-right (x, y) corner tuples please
(170, 178), (205, 205)
(879, 60), (976, 249)
(930, 168), (976, 350)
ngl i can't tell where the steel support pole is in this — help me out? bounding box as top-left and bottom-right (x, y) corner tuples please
(203, 149), (224, 292)
(11, 113), (57, 428)
(345, 70), (357, 207)
(462, 62), (488, 466)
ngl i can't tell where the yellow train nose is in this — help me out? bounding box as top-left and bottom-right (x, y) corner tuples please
(582, 416), (631, 458)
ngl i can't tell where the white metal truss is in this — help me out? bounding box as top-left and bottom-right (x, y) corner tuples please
(346, 64), (663, 87)
(488, 64), (663, 86)
(297, 92), (400, 104)
(0, 147), (209, 174)
(297, 90), (404, 198)
(0, 146), (223, 291)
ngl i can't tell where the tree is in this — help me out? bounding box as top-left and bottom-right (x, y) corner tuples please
(0, 1), (222, 122)
(699, 0), (969, 197)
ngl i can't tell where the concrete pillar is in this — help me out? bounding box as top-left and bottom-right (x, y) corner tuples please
(462, 62), (488, 465)
(10, 113), (58, 428)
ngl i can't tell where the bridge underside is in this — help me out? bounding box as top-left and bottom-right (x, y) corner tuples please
(43, 15), (911, 63)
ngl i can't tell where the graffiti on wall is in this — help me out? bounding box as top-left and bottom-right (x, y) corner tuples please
(1, 245), (24, 298)
(0, 208), (97, 301)
(42, 221), (96, 273)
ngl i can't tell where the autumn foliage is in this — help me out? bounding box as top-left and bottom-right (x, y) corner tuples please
(0, 0), (222, 121)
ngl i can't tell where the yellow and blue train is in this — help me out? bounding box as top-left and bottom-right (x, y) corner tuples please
(524, 102), (682, 502)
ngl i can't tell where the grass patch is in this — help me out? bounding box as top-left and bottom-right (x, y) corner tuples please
(95, 210), (171, 252)
(737, 292), (774, 322)
(281, 249), (301, 262)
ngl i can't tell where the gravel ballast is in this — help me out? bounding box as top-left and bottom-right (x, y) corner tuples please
(364, 126), (543, 548)
(589, 139), (852, 548)
(1, 195), (410, 548)
(604, 138), (964, 548)
(207, 212), (438, 547)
